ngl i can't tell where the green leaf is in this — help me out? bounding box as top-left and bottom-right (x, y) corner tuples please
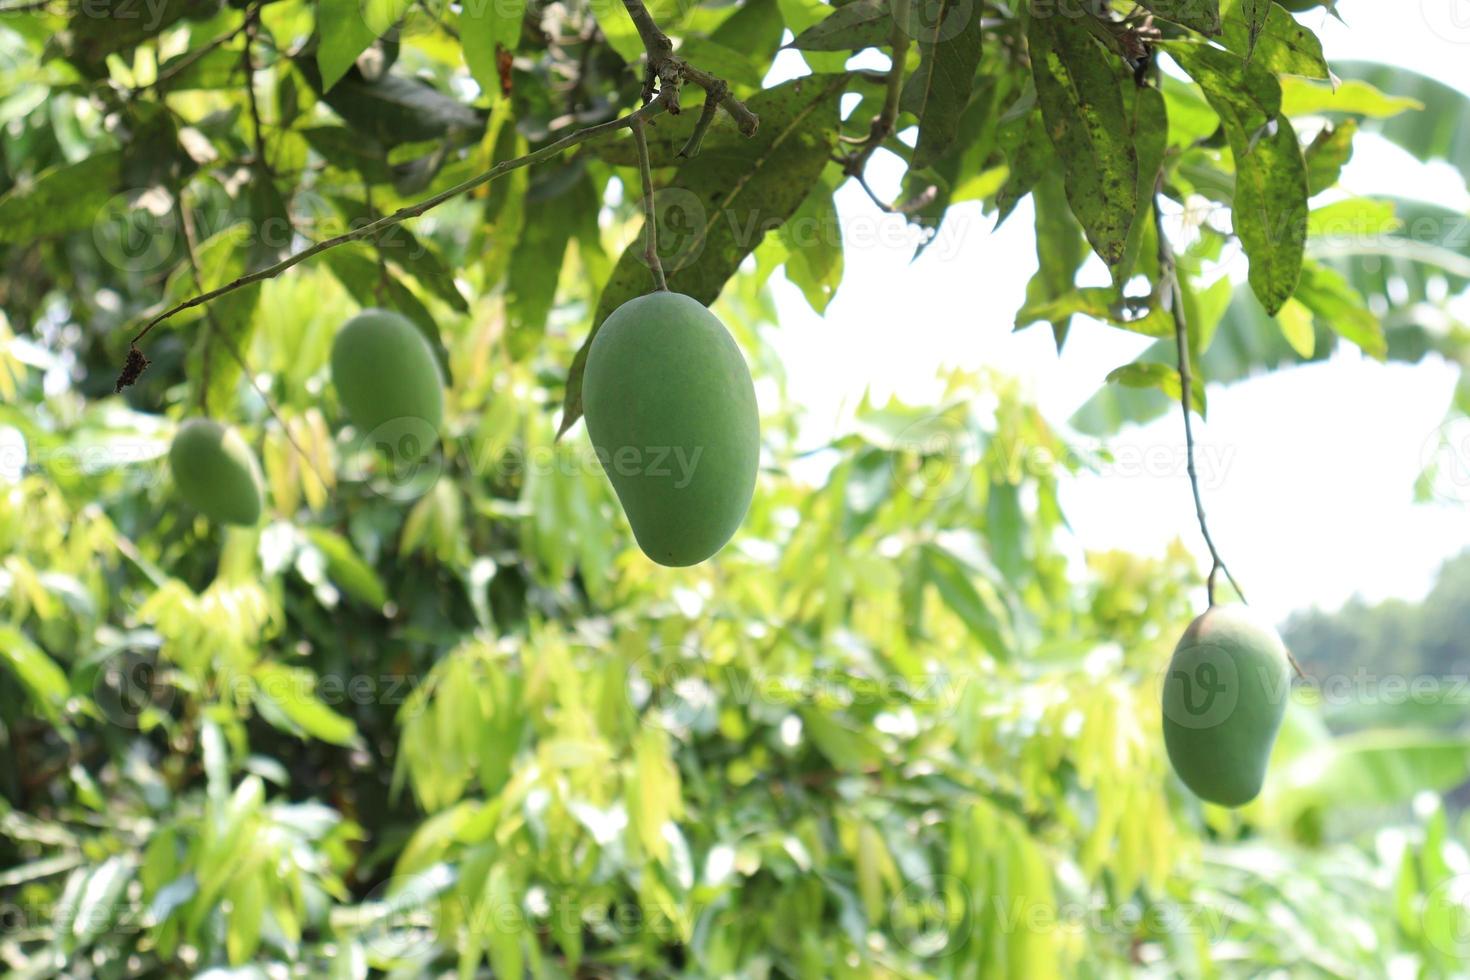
(460, 0), (526, 97)
(1306, 196), (1398, 239)
(318, 0), (413, 92)
(1171, 43), (1307, 314)
(1136, 0), (1221, 34)
(1020, 175), (1087, 349)
(301, 126), (394, 184)
(1276, 296), (1315, 358)
(1281, 77), (1423, 119)
(1294, 259), (1386, 359)
(170, 228), (263, 416)
(901, 0), (983, 169)
(299, 59), (484, 148)
(790, 0), (891, 51)
(226, 870), (265, 964)
(1106, 361), (1207, 416)
(506, 167), (598, 356)
(0, 626), (69, 723)
(253, 663), (360, 746)
(920, 543), (1008, 659)
(780, 169), (844, 313)
(305, 528), (388, 609)
(328, 195), (470, 312)
(1336, 61), (1470, 182)
(1028, 14), (1138, 272)
(560, 75), (847, 436)
(0, 151), (121, 244)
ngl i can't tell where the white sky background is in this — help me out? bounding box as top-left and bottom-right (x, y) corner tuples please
(762, 1), (1470, 625)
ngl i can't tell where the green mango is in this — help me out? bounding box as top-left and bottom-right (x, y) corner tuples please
(1162, 604), (1292, 807)
(169, 419), (264, 526)
(330, 309), (445, 461)
(582, 292), (759, 566)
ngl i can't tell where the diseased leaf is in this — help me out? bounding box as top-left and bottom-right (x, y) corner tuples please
(1222, 0), (1329, 78)
(1136, 0), (1220, 34)
(1028, 15), (1138, 273)
(780, 168), (844, 313)
(993, 112), (1050, 226)
(559, 75), (847, 435)
(1171, 43), (1307, 314)
(900, 0), (983, 169)
(790, 0), (891, 51)
(1118, 83), (1169, 285)
(1235, 0), (1270, 62)
(1304, 120), (1356, 194)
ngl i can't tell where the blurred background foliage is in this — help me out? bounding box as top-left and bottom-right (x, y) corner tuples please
(2, 0), (1470, 977)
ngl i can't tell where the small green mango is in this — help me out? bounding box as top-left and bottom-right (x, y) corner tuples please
(330, 310), (444, 459)
(169, 418), (264, 526)
(1162, 605), (1292, 807)
(582, 291), (759, 567)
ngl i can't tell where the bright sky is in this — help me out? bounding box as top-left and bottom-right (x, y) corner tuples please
(765, 1), (1470, 624)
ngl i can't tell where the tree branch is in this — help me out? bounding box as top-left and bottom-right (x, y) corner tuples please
(618, 0), (758, 137)
(117, 95), (672, 391)
(841, 0), (910, 200)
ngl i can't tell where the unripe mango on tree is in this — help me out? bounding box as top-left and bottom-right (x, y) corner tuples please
(330, 310), (444, 460)
(582, 292), (759, 567)
(1161, 605), (1292, 808)
(169, 418), (264, 526)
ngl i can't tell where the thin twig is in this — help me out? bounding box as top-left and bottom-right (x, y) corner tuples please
(243, 20), (270, 176)
(1154, 190), (1253, 612)
(631, 115), (667, 291)
(118, 97), (671, 388)
(677, 80), (724, 159)
(142, 12), (253, 96)
(177, 188), (329, 488)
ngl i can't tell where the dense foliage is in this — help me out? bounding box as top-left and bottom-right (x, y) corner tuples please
(3, 0), (1470, 976)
